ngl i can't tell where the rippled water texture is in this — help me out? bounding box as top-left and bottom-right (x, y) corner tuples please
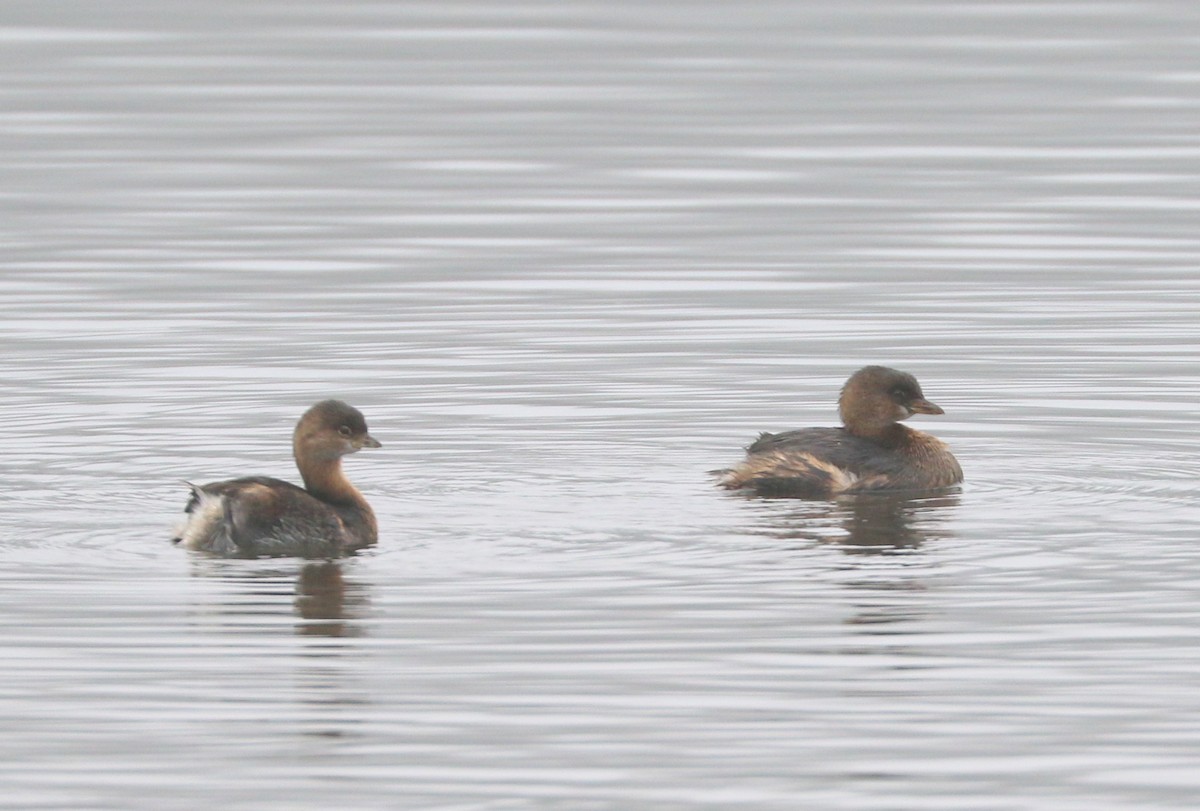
(2, 1), (1200, 809)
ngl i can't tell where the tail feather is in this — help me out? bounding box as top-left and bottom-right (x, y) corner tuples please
(718, 450), (860, 497)
(173, 484), (239, 554)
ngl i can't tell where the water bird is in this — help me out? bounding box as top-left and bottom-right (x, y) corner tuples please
(718, 365), (962, 498)
(173, 400), (381, 557)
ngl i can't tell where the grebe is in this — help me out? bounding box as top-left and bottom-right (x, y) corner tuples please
(173, 400), (380, 557)
(719, 366), (962, 498)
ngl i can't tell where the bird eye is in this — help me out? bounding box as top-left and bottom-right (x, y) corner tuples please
(890, 387), (907, 401)
(338, 425), (352, 437)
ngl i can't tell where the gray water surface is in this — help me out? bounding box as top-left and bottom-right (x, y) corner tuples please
(3, 1), (1200, 809)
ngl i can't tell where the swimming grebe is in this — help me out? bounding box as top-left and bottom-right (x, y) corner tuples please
(173, 400), (381, 557)
(718, 366), (962, 498)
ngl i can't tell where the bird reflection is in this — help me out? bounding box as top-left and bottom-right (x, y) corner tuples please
(294, 561), (356, 636)
(837, 491), (958, 554)
(735, 490), (960, 629)
(182, 556), (373, 741)
(741, 490), (960, 554)
(185, 557), (368, 637)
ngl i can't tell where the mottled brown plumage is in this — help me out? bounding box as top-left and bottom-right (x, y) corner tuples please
(718, 366), (962, 498)
(173, 400), (381, 557)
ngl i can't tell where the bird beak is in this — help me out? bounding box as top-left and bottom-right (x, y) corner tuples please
(908, 398), (944, 416)
(361, 435), (382, 449)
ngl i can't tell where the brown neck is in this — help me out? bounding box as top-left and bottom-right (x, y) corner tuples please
(845, 421), (909, 447)
(300, 458), (378, 544)
(298, 457), (363, 506)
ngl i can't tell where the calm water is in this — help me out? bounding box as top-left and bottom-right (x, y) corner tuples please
(3, 1), (1200, 809)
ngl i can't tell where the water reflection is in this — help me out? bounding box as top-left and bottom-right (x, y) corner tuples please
(836, 492), (959, 554)
(744, 491), (960, 555)
(293, 561), (360, 637)
(183, 557), (373, 740)
(186, 557), (369, 637)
